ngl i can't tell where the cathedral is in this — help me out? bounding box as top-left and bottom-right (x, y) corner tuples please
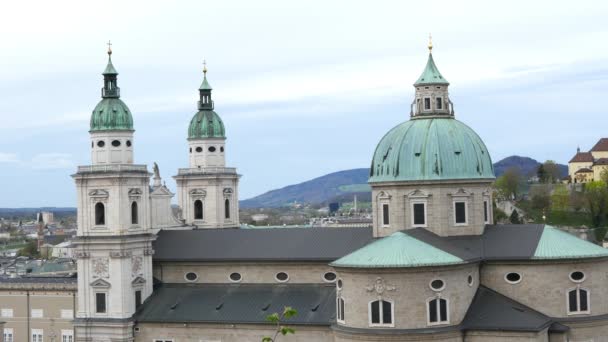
(62, 42), (608, 342)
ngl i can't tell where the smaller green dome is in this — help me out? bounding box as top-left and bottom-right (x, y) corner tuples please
(369, 117), (494, 183)
(188, 110), (225, 139)
(90, 98), (134, 132)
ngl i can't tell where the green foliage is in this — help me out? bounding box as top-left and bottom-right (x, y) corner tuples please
(530, 185), (551, 212)
(509, 209), (521, 224)
(17, 240), (39, 258)
(551, 185), (570, 212)
(593, 227), (608, 242)
(492, 200), (508, 224)
(538, 160), (561, 183)
(583, 181), (608, 227)
(495, 167), (523, 200)
(262, 306), (298, 342)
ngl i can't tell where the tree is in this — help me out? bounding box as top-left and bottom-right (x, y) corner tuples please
(551, 185), (570, 212)
(17, 241), (39, 258)
(543, 160), (562, 183)
(583, 181), (608, 228)
(262, 307), (297, 342)
(495, 167), (523, 199)
(530, 185), (551, 212)
(509, 209), (521, 224)
(537, 164), (547, 183)
(569, 190), (585, 212)
(492, 200), (508, 224)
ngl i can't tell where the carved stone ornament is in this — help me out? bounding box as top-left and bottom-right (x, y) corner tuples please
(90, 278), (111, 288)
(74, 251), (90, 259)
(132, 276), (146, 287)
(88, 189), (109, 198)
(92, 258), (109, 279)
(110, 250), (132, 258)
(131, 255), (143, 278)
(223, 188), (233, 195)
(143, 248), (155, 256)
(365, 277), (396, 296)
(189, 188), (207, 198)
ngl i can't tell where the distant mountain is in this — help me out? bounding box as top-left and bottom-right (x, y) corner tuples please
(241, 156), (568, 208)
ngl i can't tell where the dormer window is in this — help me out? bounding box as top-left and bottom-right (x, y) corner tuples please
(424, 98), (431, 111)
(436, 97), (443, 110)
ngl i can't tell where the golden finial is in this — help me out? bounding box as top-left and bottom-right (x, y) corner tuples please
(428, 34), (433, 53)
(107, 40), (112, 55)
(203, 60), (207, 75)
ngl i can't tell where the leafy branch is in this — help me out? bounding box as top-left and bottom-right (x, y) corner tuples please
(262, 306), (297, 342)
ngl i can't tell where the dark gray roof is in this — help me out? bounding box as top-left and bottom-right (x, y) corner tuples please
(0, 276), (77, 284)
(405, 224), (546, 262)
(462, 286), (566, 332)
(136, 283), (335, 325)
(154, 227), (373, 262)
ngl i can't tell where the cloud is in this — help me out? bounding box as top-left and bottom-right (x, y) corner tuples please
(30, 153), (75, 170)
(0, 153), (19, 163)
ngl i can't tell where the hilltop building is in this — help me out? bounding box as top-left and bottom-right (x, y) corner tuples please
(568, 138), (608, 183)
(3, 41), (608, 342)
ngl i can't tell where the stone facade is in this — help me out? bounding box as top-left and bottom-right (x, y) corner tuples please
(371, 181), (493, 237)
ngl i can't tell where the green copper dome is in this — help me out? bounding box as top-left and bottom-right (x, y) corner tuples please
(89, 51), (134, 132)
(90, 98), (134, 131)
(188, 110), (225, 139)
(369, 117), (494, 183)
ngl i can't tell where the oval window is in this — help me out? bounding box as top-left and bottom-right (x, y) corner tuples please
(208, 146), (216, 152)
(570, 271), (585, 283)
(126, 140), (132, 147)
(185, 272), (198, 282)
(97, 140), (105, 148)
(467, 275), (474, 286)
(430, 279), (445, 291)
(229, 272), (242, 282)
(505, 272), (522, 284)
(337, 279), (343, 289)
(323, 272), (337, 282)
(112, 140), (121, 147)
(195, 147), (203, 153)
(220, 147), (225, 152)
(275, 272), (289, 282)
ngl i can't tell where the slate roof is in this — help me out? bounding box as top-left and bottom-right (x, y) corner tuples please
(591, 138), (608, 152)
(153, 227), (373, 262)
(136, 283), (335, 325)
(569, 152), (594, 163)
(462, 286), (568, 333)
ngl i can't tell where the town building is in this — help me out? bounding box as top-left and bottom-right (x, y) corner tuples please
(3, 41), (608, 342)
(567, 138), (608, 183)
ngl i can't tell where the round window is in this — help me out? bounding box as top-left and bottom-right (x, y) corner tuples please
(430, 279), (445, 291)
(220, 147), (225, 152)
(229, 272), (242, 282)
(111, 140), (121, 147)
(467, 275), (474, 286)
(570, 271), (585, 283)
(337, 279), (343, 289)
(126, 140), (132, 147)
(275, 272), (289, 282)
(195, 147), (203, 153)
(185, 272), (198, 282)
(323, 272), (337, 282)
(97, 140), (105, 148)
(208, 146), (216, 152)
(505, 272), (522, 284)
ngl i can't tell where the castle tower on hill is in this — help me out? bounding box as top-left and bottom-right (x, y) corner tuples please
(173, 63), (241, 228)
(71, 45), (154, 342)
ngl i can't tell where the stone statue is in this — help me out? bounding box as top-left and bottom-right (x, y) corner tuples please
(153, 162), (160, 179)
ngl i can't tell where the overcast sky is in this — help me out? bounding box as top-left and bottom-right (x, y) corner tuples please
(1, 0), (607, 207)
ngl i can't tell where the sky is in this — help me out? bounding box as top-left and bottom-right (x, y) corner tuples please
(1, 0), (608, 207)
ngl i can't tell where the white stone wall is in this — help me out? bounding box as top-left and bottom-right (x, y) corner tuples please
(371, 181), (493, 237)
(189, 138), (226, 168)
(154, 262), (338, 284)
(335, 264), (478, 330)
(90, 131), (134, 165)
(413, 84), (451, 116)
(480, 259), (608, 318)
(175, 173), (240, 228)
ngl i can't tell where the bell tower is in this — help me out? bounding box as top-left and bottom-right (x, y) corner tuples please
(72, 44), (155, 341)
(174, 62), (241, 228)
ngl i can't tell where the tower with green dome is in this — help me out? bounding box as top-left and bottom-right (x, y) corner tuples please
(174, 63), (240, 229)
(369, 40), (495, 238)
(89, 45), (135, 164)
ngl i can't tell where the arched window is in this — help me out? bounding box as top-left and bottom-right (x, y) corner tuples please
(131, 202), (138, 225)
(95, 202), (105, 225)
(369, 299), (393, 327)
(428, 297), (449, 325)
(225, 199), (230, 219)
(337, 297), (345, 323)
(194, 200), (203, 220)
(568, 287), (589, 314)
